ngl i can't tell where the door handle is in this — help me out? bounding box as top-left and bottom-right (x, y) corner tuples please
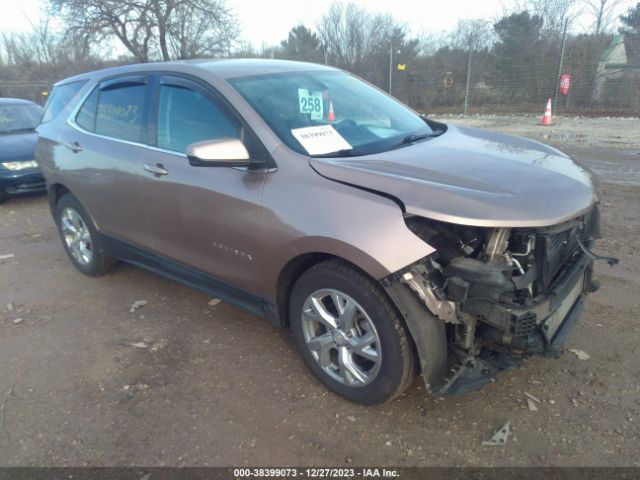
(64, 141), (83, 153)
(143, 163), (169, 176)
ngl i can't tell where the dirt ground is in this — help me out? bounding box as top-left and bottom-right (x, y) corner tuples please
(0, 115), (638, 467)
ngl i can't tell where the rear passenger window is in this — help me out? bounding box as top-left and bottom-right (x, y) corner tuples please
(157, 84), (239, 153)
(95, 83), (146, 143)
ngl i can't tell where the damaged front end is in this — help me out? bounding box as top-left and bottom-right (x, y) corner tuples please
(383, 207), (607, 395)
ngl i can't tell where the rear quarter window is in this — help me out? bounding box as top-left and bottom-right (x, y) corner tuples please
(76, 89), (99, 132)
(41, 80), (87, 124)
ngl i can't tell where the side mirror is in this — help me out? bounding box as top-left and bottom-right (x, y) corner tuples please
(186, 138), (251, 167)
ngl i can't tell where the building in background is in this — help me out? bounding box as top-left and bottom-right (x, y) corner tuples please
(595, 34), (640, 112)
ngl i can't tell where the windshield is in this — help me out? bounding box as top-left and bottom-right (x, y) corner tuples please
(230, 71), (432, 156)
(0, 104), (43, 134)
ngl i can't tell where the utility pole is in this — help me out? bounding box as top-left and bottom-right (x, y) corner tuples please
(554, 19), (568, 114)
(389, 41), (393, 94)
(464, 47), (472, 116)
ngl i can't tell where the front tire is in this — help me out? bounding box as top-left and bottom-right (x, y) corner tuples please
(289, 259), (417, 404)
(54, 194), (115, 276)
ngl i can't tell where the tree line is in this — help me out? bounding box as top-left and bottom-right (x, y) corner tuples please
(1, 0), (639, 112)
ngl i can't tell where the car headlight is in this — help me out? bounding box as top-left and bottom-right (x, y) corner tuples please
(1, 160), (38, 171)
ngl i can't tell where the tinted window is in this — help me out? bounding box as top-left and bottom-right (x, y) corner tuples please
(41, 80), (86, 124)
(95, 83), (146, 143)
(0, 104), (43, 134)
(157, 84), (239, 153)
(76, 88), (98, 132)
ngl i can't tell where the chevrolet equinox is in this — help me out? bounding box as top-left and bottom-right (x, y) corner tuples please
(36, 60), (607, 404)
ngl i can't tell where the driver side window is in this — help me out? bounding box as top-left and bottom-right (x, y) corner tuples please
(157, 83), (240, 153)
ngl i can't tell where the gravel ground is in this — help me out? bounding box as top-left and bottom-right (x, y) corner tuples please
(0, 115), (638, 467)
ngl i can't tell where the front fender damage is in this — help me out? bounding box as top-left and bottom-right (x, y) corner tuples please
(383, 264), (524, 396)
(382, 276), (449, 393)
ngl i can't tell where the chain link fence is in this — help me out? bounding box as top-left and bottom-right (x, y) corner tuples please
(394, 65), (640, 116)
(1, 37), (639, 116)
(355, 33), (640, 117)
(0, 81), (53, 105)
(386, 62), (640, 116)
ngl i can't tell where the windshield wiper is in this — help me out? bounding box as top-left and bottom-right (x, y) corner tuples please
(310, 148), (367, 158)
(386, 129), (444, 151)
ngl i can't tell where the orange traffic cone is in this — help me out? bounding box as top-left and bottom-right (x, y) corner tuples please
(328, 101), (336, 122)
(540, 98), (553, 126)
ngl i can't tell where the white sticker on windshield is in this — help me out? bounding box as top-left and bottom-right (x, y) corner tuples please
(291, 125), (352, 155)
(298, 88), (323, 120)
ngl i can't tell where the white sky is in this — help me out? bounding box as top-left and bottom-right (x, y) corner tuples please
(0, 0), (636, 49)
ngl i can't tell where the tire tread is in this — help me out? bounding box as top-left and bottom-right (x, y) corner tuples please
(301, 259), (417, 402)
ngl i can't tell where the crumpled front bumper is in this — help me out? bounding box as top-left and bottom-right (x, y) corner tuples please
(384, 250), (595, 396)
(476, 250), (594, 358)
(439, 292), (587, 396)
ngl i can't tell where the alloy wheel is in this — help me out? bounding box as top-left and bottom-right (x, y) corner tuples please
(60, 207), (93, 265)
(301, 289), (382, 387)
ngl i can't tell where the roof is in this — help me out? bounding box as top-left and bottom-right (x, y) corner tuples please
(601, 34), (640, 66)
(55, 58), (338, 87)
(601, 34), (624, 62)
(625, 34), (640, 65)
(0, 98), (38, 106)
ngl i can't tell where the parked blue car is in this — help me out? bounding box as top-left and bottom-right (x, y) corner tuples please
(0, 98), (45, 203)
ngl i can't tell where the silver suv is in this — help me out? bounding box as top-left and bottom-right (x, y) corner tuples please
(36, 59), (604, 404)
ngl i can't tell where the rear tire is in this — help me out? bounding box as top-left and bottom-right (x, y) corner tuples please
(54, 194), (115, 276)
(289, 259), (417, 404)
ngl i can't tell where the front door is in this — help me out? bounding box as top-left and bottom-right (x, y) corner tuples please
(138, 75), (267, 294)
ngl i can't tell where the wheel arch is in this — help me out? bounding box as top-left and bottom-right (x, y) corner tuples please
(275, 250), (386, 328)
(49, 183), (102, 228)
(48, 182), (72, 212)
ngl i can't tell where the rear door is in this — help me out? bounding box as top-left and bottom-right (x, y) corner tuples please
(63, 75), (153, 247)
(138, 74), (267, 294)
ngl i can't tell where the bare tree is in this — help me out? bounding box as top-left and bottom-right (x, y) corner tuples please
(49, 0), (155, 62)
(316, 2), (413, 70)
(1, 18), (97, 78)
(452, 19), (494, 51)
(416, 31), (450, 56)
(50, 0), (238, 62)
(0, 17), (105, 102)
(508, 0), (578, 34)
(582, 0), (626, 33)
(529, 0), (578, 34)
(317, 2), (368, 68)
(165, 1), (238, 59)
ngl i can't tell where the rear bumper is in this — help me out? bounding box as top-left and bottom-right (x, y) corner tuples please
(0, 170), (46, 198)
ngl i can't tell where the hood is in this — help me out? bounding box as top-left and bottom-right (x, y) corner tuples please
(309, 125), (596, 227)
(0, 131), (38, 162)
